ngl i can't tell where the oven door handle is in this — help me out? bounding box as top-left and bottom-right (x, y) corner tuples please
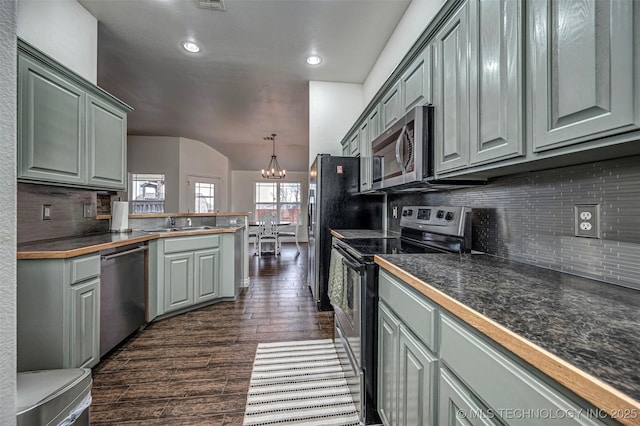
(332, 245), (365, 275)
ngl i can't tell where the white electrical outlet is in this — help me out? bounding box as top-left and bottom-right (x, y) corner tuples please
(574, 204), (600, 238)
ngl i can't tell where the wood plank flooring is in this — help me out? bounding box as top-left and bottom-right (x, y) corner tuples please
(91, 243), (333, 425)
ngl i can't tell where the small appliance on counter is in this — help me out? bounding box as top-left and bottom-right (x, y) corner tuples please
(330, 205), (474, 424)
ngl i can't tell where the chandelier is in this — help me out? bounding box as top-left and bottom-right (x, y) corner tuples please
(261, 133), (286, 179)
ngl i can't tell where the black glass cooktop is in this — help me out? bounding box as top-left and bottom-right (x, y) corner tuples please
(338, 237), (446, 259)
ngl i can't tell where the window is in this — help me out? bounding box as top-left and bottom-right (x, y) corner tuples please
(195, 182), (215, 213)
(188, 175), (221, 213)
(255, 182), (301, 223)
(130, 173), (165, 213)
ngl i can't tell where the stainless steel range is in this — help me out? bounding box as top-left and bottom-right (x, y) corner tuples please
(330, 206), (473, 424)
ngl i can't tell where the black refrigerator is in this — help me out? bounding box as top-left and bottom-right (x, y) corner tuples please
(307, 154), (383, 310)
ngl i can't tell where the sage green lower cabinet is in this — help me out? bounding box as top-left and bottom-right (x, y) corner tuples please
(157, 233), (236, 317)
(378, 302), (400, 426)
(378, 269), (439, 426)
(194, 248), (221, 303)
(164, 251), (195, 313)
(17, 254), (101, 371)
(439, 367), (499, 426)
(398, 326), (437, 426)
(378, 267), (610, 426)
(70, 278), (100, 369)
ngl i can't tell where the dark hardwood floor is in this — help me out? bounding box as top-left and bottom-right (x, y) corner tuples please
(90, 243), (333, 425)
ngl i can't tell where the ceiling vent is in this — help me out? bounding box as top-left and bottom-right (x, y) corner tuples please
(197, 0), (226, 11)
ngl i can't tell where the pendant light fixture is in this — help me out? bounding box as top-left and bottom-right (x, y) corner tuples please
(261, 133), (286, 179)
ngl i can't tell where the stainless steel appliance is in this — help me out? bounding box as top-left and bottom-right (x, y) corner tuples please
(331, 205), (473, 424)
(100, 243), (148, 357)
(308, 154), (383, 311)
(371, 105), (431, 190)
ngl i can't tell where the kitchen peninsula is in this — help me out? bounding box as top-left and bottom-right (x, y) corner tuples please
(16, 212), (249, 373)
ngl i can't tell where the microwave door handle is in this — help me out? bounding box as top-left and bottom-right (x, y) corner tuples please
(395, 125), (406, 173)
(403, 126), (415, 171)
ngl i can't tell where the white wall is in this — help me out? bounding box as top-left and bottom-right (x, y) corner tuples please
(308, 81), (363, 167)
(178, 137), (230, 212)
(231, 171), (309, 242)
(17, 0), (97, 83)
(363, 0), (445, 103)
(127, 136), (181, 212)
(0, 2), (17, 424)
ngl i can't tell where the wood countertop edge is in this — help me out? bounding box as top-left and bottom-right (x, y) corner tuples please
(97, 212), (250, 220)
(331, 230), (345, 239)
(17, 228), (240, 259)
(374, 256), (640, 426)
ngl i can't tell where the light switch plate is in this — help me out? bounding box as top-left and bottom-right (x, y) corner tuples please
(574, 204), (600, 238)
(83, 204), (93, 218)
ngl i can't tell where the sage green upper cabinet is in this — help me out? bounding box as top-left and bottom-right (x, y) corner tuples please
(468, 0), (524, 166)
(18, 54), (85, 186)
(359, 119), (371, 192)
(529, 0), (639, 152)
(86, 94), (127, 188)
(368, 104), (381, 142)
(433, 1), (471, 174)
(382, 82), (402, 131)
(401, 45), (432, 113)
(349, 131), (360, 156)
(342, 141), (350, 156)
(17, 40), (132, 191)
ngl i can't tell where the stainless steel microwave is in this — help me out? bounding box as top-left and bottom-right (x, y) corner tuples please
(371, 105), (434, 190)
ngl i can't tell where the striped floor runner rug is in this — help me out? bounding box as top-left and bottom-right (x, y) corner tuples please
(243, 339), (361, 426)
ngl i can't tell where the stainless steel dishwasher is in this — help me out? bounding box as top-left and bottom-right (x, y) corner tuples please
(100, 243), (148, 357)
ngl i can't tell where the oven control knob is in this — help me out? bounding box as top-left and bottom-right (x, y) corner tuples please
(402, 210), (408, 216)
(407, 209), (413, 216)
(445, 212), (455, 221)
(436, 210), (445, 219)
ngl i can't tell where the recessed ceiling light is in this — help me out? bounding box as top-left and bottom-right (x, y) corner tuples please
(182, 41), (201, 53)
(306, 55), (322, 65)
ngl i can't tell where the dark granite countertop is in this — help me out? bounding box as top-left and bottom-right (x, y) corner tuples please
(17, 227), (242, 259)
(331, 229), (401, 239)
(375, 253), (640, 405)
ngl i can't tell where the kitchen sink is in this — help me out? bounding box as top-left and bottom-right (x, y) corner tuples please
(144, 226), (216, 233)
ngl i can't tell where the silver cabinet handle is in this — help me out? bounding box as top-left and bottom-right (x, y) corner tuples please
(101, 245), (148, 261)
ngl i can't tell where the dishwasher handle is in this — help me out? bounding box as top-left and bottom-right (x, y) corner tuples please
(101, 245), (148, 261)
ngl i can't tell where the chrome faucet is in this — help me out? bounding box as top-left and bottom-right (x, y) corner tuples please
(187, 218), (192, 227)
(168, 216), (176, 227)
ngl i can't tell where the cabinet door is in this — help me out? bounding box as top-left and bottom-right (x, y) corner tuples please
(468, 0), (524, 166)
(378, 302), (400, 426)
(194, 248), (220, 303)
(86, 94), (127, 189)
(398, 327), (437, 426)
(18, 54), (85, 185)
(530, 0), (638, 152)
(439, 368), (499, 426)
(164, 252), (194, 313)
(382, 82), (402, 130)
(342, 142), (350, 156)
(369, 105), (381, 141)
(349, 131), (359, 156)
(359, 120), (371, 191)
(69, 278), (100, 368)
(401, 45), (433, 113)
(434, 2), (471, 174)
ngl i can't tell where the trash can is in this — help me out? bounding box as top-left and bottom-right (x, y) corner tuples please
(17, 368), (92, 426)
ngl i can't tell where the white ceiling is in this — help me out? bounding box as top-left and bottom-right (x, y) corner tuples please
(78, 0), (412, 172)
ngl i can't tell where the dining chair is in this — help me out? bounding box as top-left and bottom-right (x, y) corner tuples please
(257, 213), (279, 257)
(248, 231), (258, 255)
(277, 219), (300, 254)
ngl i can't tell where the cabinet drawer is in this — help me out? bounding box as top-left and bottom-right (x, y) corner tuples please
(440, 314), (604, 426)
(164, 235), (220, 253)
(379, 269), (438, 352)
(70, 255), (100, 284)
